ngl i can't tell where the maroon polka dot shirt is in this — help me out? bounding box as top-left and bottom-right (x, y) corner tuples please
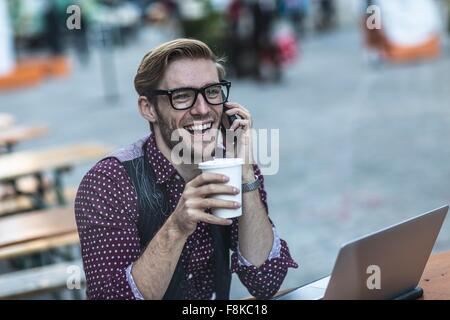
(75, 134), (298, 300)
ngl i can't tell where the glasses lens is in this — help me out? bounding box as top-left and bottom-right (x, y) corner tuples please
(205, 84), (228, 105)
(171, 89), (196, 110)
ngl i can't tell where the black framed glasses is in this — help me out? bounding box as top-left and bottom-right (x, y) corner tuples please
(148, 81), (231, 110)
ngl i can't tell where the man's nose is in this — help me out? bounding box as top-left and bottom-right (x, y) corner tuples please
(190, 93), (209, 116)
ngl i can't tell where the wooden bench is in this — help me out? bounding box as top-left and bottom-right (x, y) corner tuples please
(0, 260), (85, 299)
(0, 207), (83, 299)
(0, 142), (112, 207)
(0, 195), (35, 217)
(0, 232), (79, 261)
(0, 186), (77, 218)
(0, 206), (77, 248)
(0, 125), (48, 153)
(0, 206), (79, 260)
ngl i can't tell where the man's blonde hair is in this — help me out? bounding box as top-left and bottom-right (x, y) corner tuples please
(134, 38), (226, 98)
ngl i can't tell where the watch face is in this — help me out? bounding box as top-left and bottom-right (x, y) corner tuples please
(243, 179), (260, 192)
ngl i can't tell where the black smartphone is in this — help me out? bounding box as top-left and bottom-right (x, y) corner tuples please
(220, 111), (241, 150)
(221, 112), (240, 130)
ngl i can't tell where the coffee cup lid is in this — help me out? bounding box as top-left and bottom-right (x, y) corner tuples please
(198, 158), (244, 170)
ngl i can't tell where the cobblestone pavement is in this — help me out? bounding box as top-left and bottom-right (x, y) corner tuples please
(1, 24), (450, 299)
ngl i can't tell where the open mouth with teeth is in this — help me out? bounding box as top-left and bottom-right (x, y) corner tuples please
(184, 122), (213, 135)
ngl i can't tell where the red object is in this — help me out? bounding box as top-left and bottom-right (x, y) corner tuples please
(276, 34), (299, 65)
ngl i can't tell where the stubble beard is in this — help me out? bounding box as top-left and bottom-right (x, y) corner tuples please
(156, 111), (220, 165)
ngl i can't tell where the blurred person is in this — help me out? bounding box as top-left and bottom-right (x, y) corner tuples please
(69, 0), (92, 66)
(447, 0), (450, 35)
(280, 0), (309, 38)
(162, 0), (178, 14)
(75, 38), (298, 300)
(315, 0), (335, 31)
(44, 0), (64, 55)
(158, 0), (181, 31)
(251, 0), (281, 81)
(226, 0), (252, 78)
(226, 0), (282, 81)
(270, 15), (299, 70)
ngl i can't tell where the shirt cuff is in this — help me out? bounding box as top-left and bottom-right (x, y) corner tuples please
(125, 263), (144, 300)
(237, 227), (281, 267)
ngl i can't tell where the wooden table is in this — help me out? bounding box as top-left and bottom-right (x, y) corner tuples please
(419, 250), (450, 300)
(0, 142), (112, 206)
(0, 142), (112, 181)
(0, 125), (48, 153)
(0, 207), (79, 260)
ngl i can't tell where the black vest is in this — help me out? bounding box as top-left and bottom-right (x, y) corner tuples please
(106, 136), (232, 299)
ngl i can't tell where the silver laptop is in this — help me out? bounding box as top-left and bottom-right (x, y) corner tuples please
(276, 205), (448, 300)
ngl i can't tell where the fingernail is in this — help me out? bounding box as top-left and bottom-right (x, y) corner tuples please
(223, 175), (229, 181)
(227, 219), (233, 225)
(234, 202), (241, 208)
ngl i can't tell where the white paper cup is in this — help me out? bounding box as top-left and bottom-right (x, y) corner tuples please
(198, 158), (244, 219)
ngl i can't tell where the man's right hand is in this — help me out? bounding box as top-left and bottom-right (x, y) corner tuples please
(169, 172), (240, 237)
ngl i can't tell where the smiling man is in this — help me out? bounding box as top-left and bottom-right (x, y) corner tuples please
(74, 39), (297, 300)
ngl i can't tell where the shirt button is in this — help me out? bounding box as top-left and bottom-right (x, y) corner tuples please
(187, 273), (193, 280)
(175, 174), (181, 180)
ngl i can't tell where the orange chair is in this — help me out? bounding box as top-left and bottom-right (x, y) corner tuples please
(45, 56), (71, 77)
(364, 24), (440, 63)
(0, 61), (44, 91)
(0, 56), (70, 91)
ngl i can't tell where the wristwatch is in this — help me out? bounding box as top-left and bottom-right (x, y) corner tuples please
(242, 178), (261, 193)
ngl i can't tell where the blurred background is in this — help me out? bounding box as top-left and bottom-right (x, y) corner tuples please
(0, 0), (450, 300)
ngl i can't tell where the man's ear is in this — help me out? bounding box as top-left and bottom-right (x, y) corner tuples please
(138, 96), (157, 124)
